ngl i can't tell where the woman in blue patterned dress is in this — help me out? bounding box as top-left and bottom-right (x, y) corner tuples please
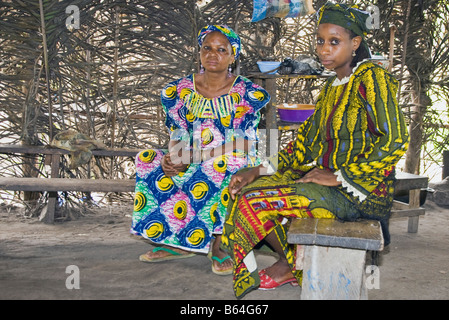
(130, 25), (270, 275)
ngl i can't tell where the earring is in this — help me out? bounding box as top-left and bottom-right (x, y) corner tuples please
(200, 64), (205, 74)
(352, 50), (356, 57)
(227, 65), (232, 78)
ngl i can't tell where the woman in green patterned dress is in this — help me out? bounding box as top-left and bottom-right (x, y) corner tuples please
(221, 2), (409, 298)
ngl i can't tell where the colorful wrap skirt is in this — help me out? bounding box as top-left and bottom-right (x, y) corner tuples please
(221, 167), (395, 299)
(131, 148), (256, 254)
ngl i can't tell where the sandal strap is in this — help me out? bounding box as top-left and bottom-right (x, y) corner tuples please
(211, 255), (231, 264)
(152, 247), (182, 256)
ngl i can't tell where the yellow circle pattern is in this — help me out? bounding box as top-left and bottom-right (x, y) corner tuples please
(134, 192), (146, 212)
(253, 89), (267, 101)
(139, 150), (156, 163)
(187, 228), (205, 246)
(235, 106), (248, 119)
(190, 181), (209, 200)
(213, 156), (227, 173)
(220, 115), (231, 127)
(201, 128), (214, 145)
(230, 92), (241, 104)
(163, 85), (177, 99)
(186, 111), (196, 123)
(180, 87), (193, 100)
(174, 200), (188, 220)
(210, 202), (218, 224)
(157, 175), (174, 192)
(146, 222), (164, 239)
(221, 188), (230, 207)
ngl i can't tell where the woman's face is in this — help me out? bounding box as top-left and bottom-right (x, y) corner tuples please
(316, 23), (361, 76)
(200, 31), (235, 73)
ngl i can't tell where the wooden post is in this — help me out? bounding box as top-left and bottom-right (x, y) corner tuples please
(263, 77), (278, 154)
(407, 188), (421, 233)
(40, 154), (60, 223)
(443, 150), (449, 179)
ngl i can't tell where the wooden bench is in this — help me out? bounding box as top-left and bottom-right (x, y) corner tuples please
(0, 177), (135, 193)
(391, 171), (428, 233)
(288, 219), (382, 300)
(287, 171), (428, 300)
(0, 144), (141, 223)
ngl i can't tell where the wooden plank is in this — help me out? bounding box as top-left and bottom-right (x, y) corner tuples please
(247, 73), (328, 80)
(0, 145), (141, 224)
(392, 199), (413, 210)
(391, 199), (426, 217)
(287, 219), (383, 251)
(391, 208), (426, 218)
(0, 144), (142, 157)
(0, 177), (135, 193)
(394, 171), (428, 191)
(92, 148), (142, 157)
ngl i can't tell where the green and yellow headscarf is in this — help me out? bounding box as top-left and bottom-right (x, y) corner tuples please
(317, 2), (371, 56)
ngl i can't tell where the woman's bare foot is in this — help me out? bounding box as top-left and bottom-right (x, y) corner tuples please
(261, 231), (295, 283)
(139, 246), (195, 262)
(211, 235), (233, 273)
(262, 258), (294, 284)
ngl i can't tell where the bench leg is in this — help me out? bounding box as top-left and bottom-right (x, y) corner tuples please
(300, 245), (367, 300)
(407, 216), (419, 233)
(407, 189), (421, 233)
(39, 195), (56, 223)
(40, 154), (60, 224)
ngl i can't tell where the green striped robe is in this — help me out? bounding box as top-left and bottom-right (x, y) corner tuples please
(278, 61), (409, 202)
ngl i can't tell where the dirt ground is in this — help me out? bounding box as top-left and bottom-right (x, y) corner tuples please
(0, 198), (448, 301)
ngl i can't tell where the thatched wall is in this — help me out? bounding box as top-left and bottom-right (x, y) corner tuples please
(0, 0), (287, 149)
(1, 0), (448, 213)
(0, 0), (295, 212)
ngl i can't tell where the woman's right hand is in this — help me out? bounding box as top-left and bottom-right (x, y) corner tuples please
(161, 152), (188, 177)
(229, 166), (261, 200)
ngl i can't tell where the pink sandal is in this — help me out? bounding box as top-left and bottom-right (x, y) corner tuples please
(258, 269), (299, 290)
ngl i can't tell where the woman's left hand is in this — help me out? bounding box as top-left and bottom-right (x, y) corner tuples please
(294, 168), (342, 186)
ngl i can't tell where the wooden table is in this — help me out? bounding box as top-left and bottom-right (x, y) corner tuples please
(247, 73), (329, 151)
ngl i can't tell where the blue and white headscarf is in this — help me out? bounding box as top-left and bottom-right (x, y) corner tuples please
(197, 25), (241, 60)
